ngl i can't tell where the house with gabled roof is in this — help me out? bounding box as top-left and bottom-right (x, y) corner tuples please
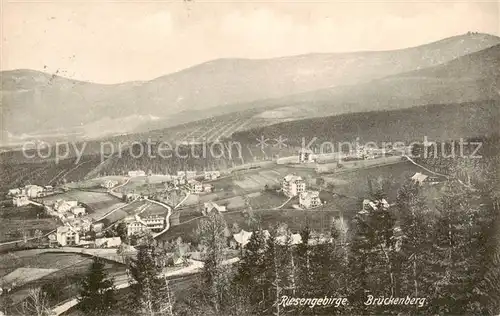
(282, 174), (306, 197)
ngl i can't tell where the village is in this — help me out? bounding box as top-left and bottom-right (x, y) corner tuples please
(0, 142), (449, 316)
(3, 145), (426, 251)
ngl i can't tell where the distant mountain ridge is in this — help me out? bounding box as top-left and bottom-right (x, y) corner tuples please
(1, 32), (499, 144)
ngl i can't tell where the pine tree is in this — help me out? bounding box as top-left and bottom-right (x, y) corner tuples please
(395, 180), (436, 315)
(347, 197), (398, 315)
(296, 227), (313, 296)
(128, 243), (174, 316)
(196, 211), (231, 313)
(429, 180), (491, 315)
(234, 229), (269, 314)
(78, 257), (116, 316)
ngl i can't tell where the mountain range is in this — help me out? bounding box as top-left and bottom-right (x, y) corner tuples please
(1, 32), (499, 146)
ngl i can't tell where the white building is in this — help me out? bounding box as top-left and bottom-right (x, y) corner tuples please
(360, 198), (390, 214)
(177, 171), (197, 180)
(188, 180), (203, 194)
(203, 183), (213, 193)
(169, 175), (186, 186)
(128, 170), (146, 177)
(276, 233), (303, 245)
(124, 193), (141, 202)
(125, 214), (165, 236)
(91, 222), (105, 233)
(71, 206), (86, 217)
(204, 171), (221, 180)
(125, 217), (148, 236)
(56, 226), (80, 246)
(203, 201), (227, 215)
(54, 200), (78, 213)
(71, 218), (91, 232)
(141, 215), (165, 231)
(44, 185), (54, 192)
(12, 195), (30, 207)
(298, 148), (314, 163)
(101, 180), (119, 189)
(233, 230), (253, 247)
(8, 188), (21, 196)
(24, 185), (45, 198)
(282, 175), (306, 197)
(299, 191), (322, 209)
(95, 237), (122, 248)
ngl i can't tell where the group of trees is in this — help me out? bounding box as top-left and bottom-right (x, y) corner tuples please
(75, 245), (176, 316)
(180, 176), (498, 316)
(19, 174), (498, 316)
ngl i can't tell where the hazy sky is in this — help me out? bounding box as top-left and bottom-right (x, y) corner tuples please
(2, 0), (499, 83)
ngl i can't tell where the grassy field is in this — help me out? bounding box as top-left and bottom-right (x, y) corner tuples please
(0, 251), (125, 313)
(323, 161), (423, 201)
(0, 205), (59, 243)
(0, 252), (92, 278)
(141, 201), (169, 217)
(246, 191), (288, 209)
(97, 199), (148, 227)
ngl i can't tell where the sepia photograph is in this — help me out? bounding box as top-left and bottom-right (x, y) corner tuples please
(0, 0), (499, 315)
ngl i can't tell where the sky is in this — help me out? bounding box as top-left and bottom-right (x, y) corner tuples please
(1, 0), (499, 83)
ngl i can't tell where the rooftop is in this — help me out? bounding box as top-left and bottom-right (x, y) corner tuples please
(283, 174), (303, 182)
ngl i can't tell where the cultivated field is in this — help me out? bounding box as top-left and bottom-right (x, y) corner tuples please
(96, 200), (148, 227)
(0, 205), (59, 243)
(40, 190), (123, 217)
(323, 161), (423, 200)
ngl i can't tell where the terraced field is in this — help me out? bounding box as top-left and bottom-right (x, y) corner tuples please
(0, 205), (59, 243)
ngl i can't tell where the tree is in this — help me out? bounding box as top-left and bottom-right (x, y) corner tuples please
(116, 222), (128, 242)
(234, 229), (269, 315)
(78, 257), (116, 316)
(196, 211), (231, 313)
(128, 243), (174, 315)
(347, 197), (398, 315)
(428, 180), (490, 315)
(41, 282), (64, 305)
(395, 180), (437, 315)
(19, 287), (51, 316)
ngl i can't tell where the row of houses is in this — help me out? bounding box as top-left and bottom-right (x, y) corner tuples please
(230, 228), (339, 249)
(9, 185), (54, 206)
(127, 170), (221, 181)
(203, 201), (227, 215)
(8, 184), (54, 198)
(297, 146), (395, 165)
(124, 214), (167, 236)
(282, 174), (322, 209)
(51, 225), (122, 248)
(187, 179), (214, 194)
(43, 199), (86, 221)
